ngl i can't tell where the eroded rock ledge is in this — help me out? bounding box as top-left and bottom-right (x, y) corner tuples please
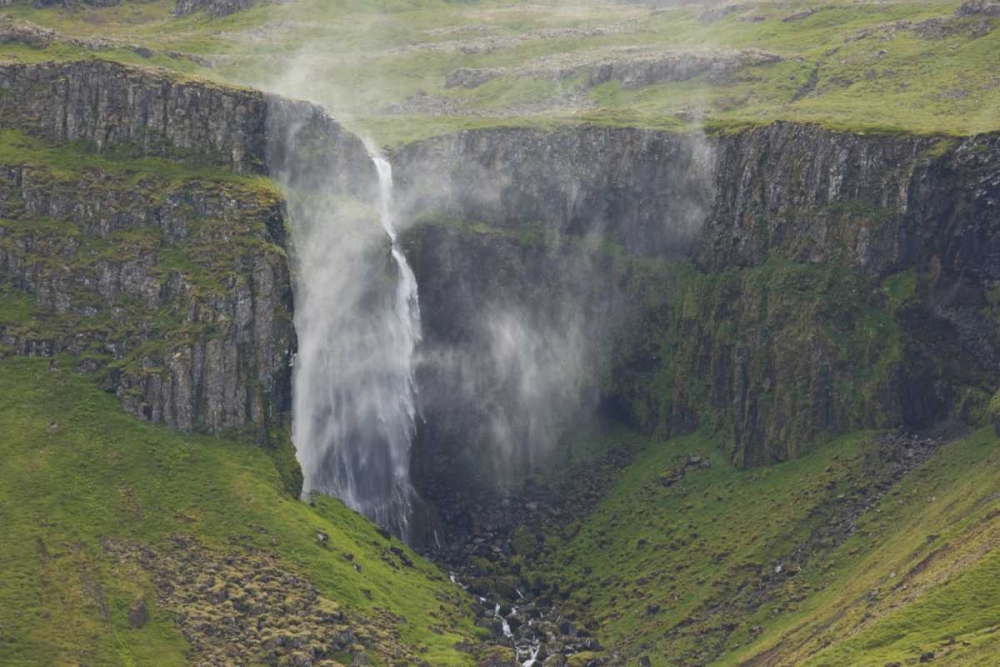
(0, 59), (375, 447)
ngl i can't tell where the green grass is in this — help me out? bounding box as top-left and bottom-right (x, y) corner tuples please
(532, 427), (1000, 666)
(727, 427), (1000, 666)
(0, 356), (481, 666)
(0, 284), (35, 322)
(3, 1), (998, 144)
(0, 129), (280, 194)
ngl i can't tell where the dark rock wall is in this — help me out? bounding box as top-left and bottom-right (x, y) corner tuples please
(395, 126), (714, 257)
(701, 123), (1000, 281)
(0, 163), (295, 441)
(395, 124), (1000, 479)
(403, 222), (626, 510)
(0, 60), (375, 193)
(0, 60), (376, 447)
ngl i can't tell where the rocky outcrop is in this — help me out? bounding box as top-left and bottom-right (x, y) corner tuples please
(0, 60), (376, 445)
(29, 0), (121, 7)
(444, 67), (503, 89)
(442, 47), (781, 93)
(174, 0), (253, 17)
(394, 122), (1000, 479)
(0, 60), (375, 193)
(957, 0), (1000, 17)
(0, 16), (209, 65)
(534, 47), (783, 89)
(0, 162), (295, 441)
(106, 536), (369, 667)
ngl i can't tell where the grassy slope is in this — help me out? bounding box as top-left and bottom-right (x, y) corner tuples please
(533, 427), (1000, 666)
(733, 429), (1000, 666)
(0, 355), (481, 667)
(3, 1), (999, 144)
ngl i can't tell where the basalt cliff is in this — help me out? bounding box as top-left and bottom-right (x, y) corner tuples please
(394, 123), (1000, 517)
(0, 59), (374, 454)
(4, 59), (998, 503)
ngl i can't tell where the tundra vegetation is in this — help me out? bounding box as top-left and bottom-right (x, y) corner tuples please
(0, 1), (998, 666)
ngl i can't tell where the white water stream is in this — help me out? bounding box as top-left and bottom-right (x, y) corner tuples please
(292, 150), (421, 541)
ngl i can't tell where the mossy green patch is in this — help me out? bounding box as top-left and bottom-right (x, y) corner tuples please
(0, 356), (480, 667)
(531, 427), (1000, 666)
(606, 254), (904, 464)
(0, 129), (281, 196)
(0, 283), (35, 322)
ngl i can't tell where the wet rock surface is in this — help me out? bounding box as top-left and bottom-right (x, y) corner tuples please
(396, 122), (1000, 480)
(395, 126), (714, 258)
(424, 447), (636, 666)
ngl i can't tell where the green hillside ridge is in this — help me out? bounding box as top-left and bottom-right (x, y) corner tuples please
(2, 1), (999, 144)
(525, 427), (1000, 666)
(0, 355), (483, 667)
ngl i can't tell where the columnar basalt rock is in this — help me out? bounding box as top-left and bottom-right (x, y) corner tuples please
(701, 124), (1000, 279)
(0, 60), (375, 193)
(395, 123), (1000, 481)
(0, 60), (376, 446)
(0, 163), (295, 441)
(395, 126), (715, 257)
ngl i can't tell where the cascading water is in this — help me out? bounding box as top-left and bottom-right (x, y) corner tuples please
(291, 148), (421, 542)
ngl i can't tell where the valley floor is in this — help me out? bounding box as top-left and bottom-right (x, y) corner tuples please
(514, 426), (1000, 666)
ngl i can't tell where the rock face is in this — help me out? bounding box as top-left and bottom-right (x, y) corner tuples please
(396, 127), (714, 257)
(701, 123), (1000, 278)
(957, 0), (1000, 17)
(0, 164), (294, 440)
(0, 60), (375, 193)
(394, 123), (1000, 486)
(0, 60), (376, 448)
(174, 0), (253, 17)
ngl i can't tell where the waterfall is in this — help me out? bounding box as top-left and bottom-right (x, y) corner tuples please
(291, 148), (421, 542)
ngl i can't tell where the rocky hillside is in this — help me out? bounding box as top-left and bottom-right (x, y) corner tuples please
(0, 59), (374, 449)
